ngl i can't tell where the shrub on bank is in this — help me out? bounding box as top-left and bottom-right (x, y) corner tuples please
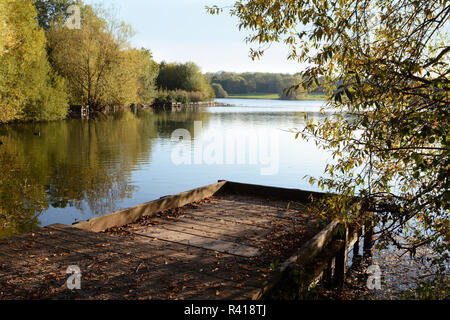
(153, 90), (209, 105)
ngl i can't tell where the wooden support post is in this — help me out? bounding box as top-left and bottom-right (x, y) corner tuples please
(333, 226), (349, 288)
(350, 228), (363, 269)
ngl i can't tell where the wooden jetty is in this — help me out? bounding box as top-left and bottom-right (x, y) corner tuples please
(152, 101), (217, 112)
(0, 181), (373, 300)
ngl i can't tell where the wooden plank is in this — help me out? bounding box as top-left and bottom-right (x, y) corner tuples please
(135, 227), (260, 258)
(73, 181), (227, 232)
(2, 182), (352, 300)
(139, 219), (261, 248)
(128, 237), (266, 289)
(363, 221), (374, 258)
(213, 196), (308, 221)
(279, 220), (341, 270)
(303, 226), (363, 292)
(131, 264), (259, 300)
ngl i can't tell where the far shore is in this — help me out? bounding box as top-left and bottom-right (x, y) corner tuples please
(224, 93), (327, 101)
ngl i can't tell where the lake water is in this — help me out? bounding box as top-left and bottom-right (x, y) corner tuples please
(0, 98), (333, 238)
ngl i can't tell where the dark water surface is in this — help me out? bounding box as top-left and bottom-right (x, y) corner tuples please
(0, 99), (329, 238)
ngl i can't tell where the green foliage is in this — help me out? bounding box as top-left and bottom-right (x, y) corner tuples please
(213, 0), (450, 270)
(22, 71), (69, 121)
(34, 0), (78, 30)
(0, 110), (214, 238)
(399, 276), (449, 300)
(211, 83), (228, 98)
(0, 152), (45, 238)
(0, 1), (15, 56)
(228, 93), (280, 99)
(207, 71), (325, 99)
(134, 48), (160, 105)
(154, 89), (208, 105)
(0, 0), (69, 123)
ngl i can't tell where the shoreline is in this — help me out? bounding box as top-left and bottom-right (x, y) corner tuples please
(224, 95), (327, 101)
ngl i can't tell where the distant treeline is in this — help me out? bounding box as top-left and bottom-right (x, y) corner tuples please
(155, 62), (214, 105)
(206, 72), (327, 99)
(0, 0), (214, 124)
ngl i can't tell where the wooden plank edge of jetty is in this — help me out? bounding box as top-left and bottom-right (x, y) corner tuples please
(252, 215), (374, 300)
(218, 180), (327, 202)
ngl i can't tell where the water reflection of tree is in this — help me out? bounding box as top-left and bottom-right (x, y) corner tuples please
(45, 163), (136, 216)
(0, 110), (159, 236)
(0, 152), (45, 238)
(0, 109), (214, 237)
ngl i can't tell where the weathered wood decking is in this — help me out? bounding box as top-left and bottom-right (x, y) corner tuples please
(0, 181), (353, 300)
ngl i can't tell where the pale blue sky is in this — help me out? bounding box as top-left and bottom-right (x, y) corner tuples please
(85, 0), (304, 74)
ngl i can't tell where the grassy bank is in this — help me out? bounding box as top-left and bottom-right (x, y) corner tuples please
(227, 93), (280, 99)
(227, 93), (327, 101)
